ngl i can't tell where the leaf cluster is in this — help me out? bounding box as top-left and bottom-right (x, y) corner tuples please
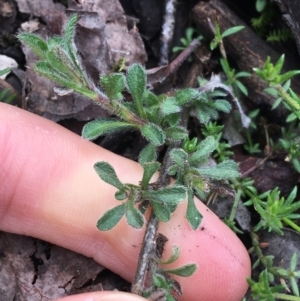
(244, 186), (300, 235)
(172, 27), (203, 53)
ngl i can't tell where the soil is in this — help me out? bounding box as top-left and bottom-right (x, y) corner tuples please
(0, 0), (299, 300)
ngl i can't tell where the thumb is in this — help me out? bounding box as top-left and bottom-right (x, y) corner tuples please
(55, 291), (147, 301)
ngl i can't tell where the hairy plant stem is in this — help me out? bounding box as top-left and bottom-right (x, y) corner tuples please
(273, 293), (300, 301)
(131, 107), (189, 296)
(88, 89), (146, 127)
(276, 85), (300, 111)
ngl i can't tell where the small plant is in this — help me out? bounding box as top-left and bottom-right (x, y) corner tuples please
(18, 14), (243, 300)
(254, 54), (300, 120)
(172, 27), (203, 53)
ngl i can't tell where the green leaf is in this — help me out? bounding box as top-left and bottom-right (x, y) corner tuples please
(222, 26), (245, 38)
(141, 162), (160, 189)
(198, 159), (240, 180)
(186, 188), (203, 230)
(152, 201), (171, 222)
(164, 126), (188, 141)
(100, 73), (126, 100)
(82, 118), (139, 140)
(256, 0), (267, 12)
(97, 203), (125, 230)
(125, 192), (144, 229)
(160, 97), (181, 116)
(165, 263), (197, 277)
(189, 136), (218, 164)
(0, 68), (11, 77)
(18, 32), (48, 59)
(115, 190), (127, 200)
(141, 123), (166, 146)
(235, 80), (248, 96)
(94, 161), (124, 190)
(170, 148), (188, 168)
(174, 88), (199, 105)
(160, 245), (181, 264)
(127, 64), (146, 118)
(139, 144), (157, 166)
(144, 186), (187, 205)
(213, 99), (231, 112)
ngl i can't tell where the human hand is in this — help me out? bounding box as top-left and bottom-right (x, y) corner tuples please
(0, 103), (251, 301)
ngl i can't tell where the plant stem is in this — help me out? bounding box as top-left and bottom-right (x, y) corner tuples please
(131, 140), (182, 296)
(131, 209), (159, 295)
(276, 85), (300, 111)
(282, 217), (300, 234)
(228, 189), (242, 222)
(273, 293), (300, 301)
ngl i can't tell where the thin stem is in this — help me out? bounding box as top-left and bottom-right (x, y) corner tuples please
(131, 209), (159, 295)
(276, 85), (300, 111)
(273, 293), (300, 301)
(282, 217), (300, 234)
(228, 189), (242, 222)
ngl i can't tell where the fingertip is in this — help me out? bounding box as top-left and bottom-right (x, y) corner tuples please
(55, 291), (147, 301)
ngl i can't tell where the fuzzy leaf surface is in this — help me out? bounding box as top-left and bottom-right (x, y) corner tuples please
(94, 161), (124, 190)
(125, 192), (144, 229)
(82, 118), (138, 140)
(160, 246), (181, 264)
(160, 97), (181, 116)
(164, 126), (188, 141)
(141, 162), (161, 189)
(152, 201), (171, 222)
(174, 88), (199, 105)
(186, 188), (203, 229)
(144, 186), (187, 205)
(18, 33), (48, 59)
(189, 136), (218, 164)
(170, 148), (188, 168)
(139, 144), (157, 166)
(127, 64), (146, 117)
(97, 204), (125, 231)
(101, 73), (125, 100)
(198, 160), (240, 180)
(141, 123), (165, 146)
(165, 263), (197, 277)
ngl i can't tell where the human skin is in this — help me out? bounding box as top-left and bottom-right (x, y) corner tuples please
(0, 103), (251, 301)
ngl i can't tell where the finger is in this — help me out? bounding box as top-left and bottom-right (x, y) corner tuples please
(55, 291), (147, 301)
(0, 103), (251, 301)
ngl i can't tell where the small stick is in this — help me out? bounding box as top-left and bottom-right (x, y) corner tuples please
(159, 0), (177, 66)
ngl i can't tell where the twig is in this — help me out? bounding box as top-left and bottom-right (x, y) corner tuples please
(159, 0), (177, 66)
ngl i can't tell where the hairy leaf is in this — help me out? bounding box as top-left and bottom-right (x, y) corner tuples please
(144, 186), (187, 205)
(127, 64), (146, 117)
(160, 97), (181, 116)
(186, 188), (202, 229)
(141, 123), (166, 146)
(82, 118), (138, 140)
(174, 88), (199, 105)
(141, 162), (160, 189)
(170, 148), (188, 168)
(160, 245), (181, 264)
(101, 73), (126, 100)
(17, 32), (48, 59)
(94, 161), (124, 190)
(97, 203), (125, 231)
(125, 192), (144, 229)
(164, 126), (188, 141)
(189, 136), (218, 164)
(165, 263), (197, 277)
(198, 160), (240, 180)
(139, 144), (157, 166)
(152, 201), (171, 222)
